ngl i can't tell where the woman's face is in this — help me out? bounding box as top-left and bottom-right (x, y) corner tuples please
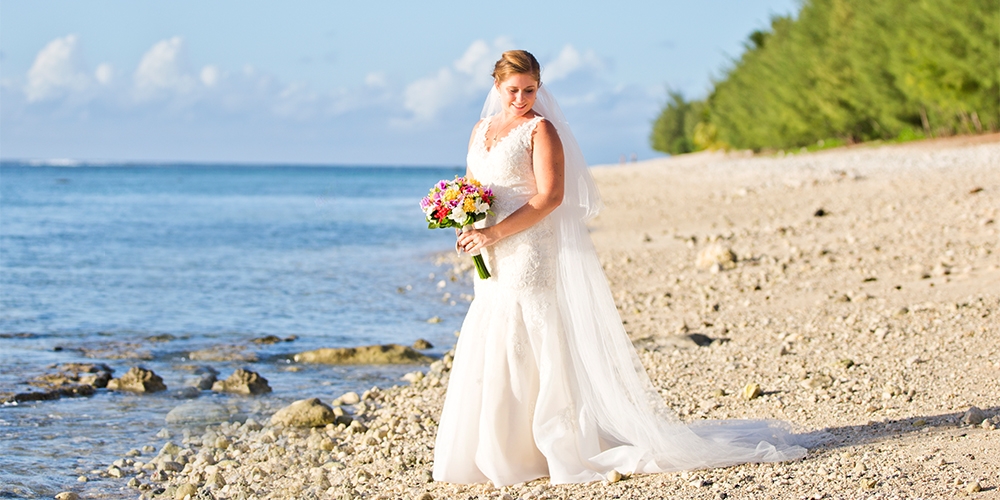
(495, 73), (539, 117)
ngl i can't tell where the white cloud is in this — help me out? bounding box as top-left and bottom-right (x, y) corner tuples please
(134, 37), (197, 98)
(401, 37), (514, 122)
(543, 45), (604, 83)
(24, 34), (91, 102)
(94, 63), (114, 85)
(200, 65), (220, 87)
(364, 72), (386, 88)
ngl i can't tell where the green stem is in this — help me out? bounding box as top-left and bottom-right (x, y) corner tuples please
(472, 254), (490, 280)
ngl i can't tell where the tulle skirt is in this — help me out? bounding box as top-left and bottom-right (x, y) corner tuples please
(432, 283), (807, 487)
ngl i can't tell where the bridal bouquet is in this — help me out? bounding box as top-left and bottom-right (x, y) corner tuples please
(420, 176), (494, 279)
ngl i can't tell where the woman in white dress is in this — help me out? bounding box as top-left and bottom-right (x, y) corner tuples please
(433, 50), (807, 487)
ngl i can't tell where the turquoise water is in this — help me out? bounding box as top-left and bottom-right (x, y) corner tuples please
(0, 162), (470, 498)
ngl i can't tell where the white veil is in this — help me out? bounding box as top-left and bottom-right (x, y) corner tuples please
(479, 85), (807, 475)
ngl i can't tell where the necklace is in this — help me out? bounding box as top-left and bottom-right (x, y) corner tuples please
(489, 115), (519, 144)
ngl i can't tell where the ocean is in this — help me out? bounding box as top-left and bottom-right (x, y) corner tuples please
(0, 162), (470, 499)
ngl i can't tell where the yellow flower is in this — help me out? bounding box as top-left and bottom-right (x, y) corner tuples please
(444, 188), (459, 201)
(463, 198), (475, 212)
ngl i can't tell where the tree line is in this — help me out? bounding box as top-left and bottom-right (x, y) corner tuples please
(651, 0), (1000, 154)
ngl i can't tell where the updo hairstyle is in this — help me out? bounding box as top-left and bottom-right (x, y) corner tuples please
(492, 50), (541, 85)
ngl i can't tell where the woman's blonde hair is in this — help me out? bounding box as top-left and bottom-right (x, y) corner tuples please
(492, 50), (541, 85)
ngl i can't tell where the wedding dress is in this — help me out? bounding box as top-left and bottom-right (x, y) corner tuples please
(433, 87), (807, 487)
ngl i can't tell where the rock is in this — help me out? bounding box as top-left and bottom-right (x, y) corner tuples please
(166, 401), (231, 424)
(188, 345), (258, 362)
(402, 371), (424, 384)
(294, 344), (433, 365)
(339, 391), (361, 405)
(742, 383), (762, 401)
(107, 465), (123, 478)
(169, 387), (202, 399)
(193, 372), (217, 390)
(160, 461), (183, 472)
(814, 208), (828, 217)
(251, 335), (283, 344)
(412, 338), (434, 350)
(605, 470), (622, 483)
(54, 493), (80, 500)
(78, 341), (153, 360)
(211, 368), (271, 395)
(962, 406), (986, 426)
(966, 481), (982, 493)
(78, 371), (112, 388)
(271, 397), (336, 427)
(206, 472), (226, 488)
(106, 367), (167, 393)
(799, 373), (834, 390)
(175, 483), (198, 499)
(426, 316), (442, 324)
(697, 244), (737, 271)
(861, 479), (877, 489)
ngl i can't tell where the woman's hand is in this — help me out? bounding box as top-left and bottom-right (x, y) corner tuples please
(457, 227), (497, 254)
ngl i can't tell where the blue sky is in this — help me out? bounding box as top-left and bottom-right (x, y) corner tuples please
(0, 1), (797, 166)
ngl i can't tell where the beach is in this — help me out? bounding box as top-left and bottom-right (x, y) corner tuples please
(88, 136), (999, 500)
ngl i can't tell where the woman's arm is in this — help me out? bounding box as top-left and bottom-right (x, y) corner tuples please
(458, 119), (564, 254)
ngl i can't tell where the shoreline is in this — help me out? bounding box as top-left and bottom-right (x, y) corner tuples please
(82, 139), (999, 499)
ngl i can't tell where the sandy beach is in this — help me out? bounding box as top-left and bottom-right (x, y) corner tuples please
(93, 137), (999, 500)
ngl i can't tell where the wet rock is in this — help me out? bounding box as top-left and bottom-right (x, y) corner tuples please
(962, 406), (986, 426)
(165, 401), (231, 425)
(54, 493), (79, 500)
(188, 345), (258, 362)
(194, 373), (217, 390)
(146, 334), (177, 342)
(412, 338), (434, 350)
(251, 335), (283, 344)
(3, 383), (97, 404)
(211, 368), (271, 395)
(271, 397), (336, 427)
(696, 244), (737, 271)
(107, 367), (167, 393)
(169, 387), (202, 399)
(79, 342), (153, 360)
(742, 383), (762, 401)
(294, 344), (434, 365)
(426, 316), (442, 323)
(78, 371), (112, 388)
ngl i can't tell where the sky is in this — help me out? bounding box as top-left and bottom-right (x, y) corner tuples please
(0, 1), (798, 166)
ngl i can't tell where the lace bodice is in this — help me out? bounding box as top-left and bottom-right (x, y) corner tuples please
(466, 114), (555, 292)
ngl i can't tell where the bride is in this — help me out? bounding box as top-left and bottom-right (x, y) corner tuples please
(433, 50), (807, 487)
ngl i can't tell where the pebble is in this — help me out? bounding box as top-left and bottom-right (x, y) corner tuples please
(966, 481), (982, 493)
(962, 406), (986, 426)
(54, 493), (79, 500)
(605, 470), (622, 483)
(742, 383), (762, 401)
(175, 483), (198, 499)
